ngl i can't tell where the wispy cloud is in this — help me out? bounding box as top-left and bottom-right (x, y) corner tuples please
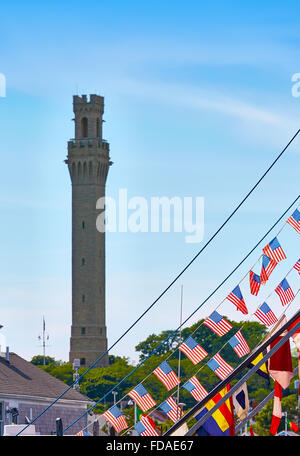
(115, 77), (292, 123)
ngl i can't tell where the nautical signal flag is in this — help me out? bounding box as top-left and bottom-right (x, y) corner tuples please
(227, 285), (248, 314)
(269, 381), (283, 435)
(286, 208), (300, 234)
(262, 237), (286, 263)
(179, 336), (208, 365)
(268, 318), (294, 390)
(288, 419), (299, 432)
(260, 254), (277, 284)
(203, 311), (233, 337)
(232, 383), (249, 420)
(135, 416), (159, 436)
(249, 271), (261, 296)
(254, 302), (278, 326)
(159, 397), (182, 423)
(247, 349), (270, 383)
(195, 384), (235, 436)
(128, 384), (156, 412)
(294, 259), (300, 274)
(275, 278), (295, 306)
(153, 361), (180, 391)
(206, 353), (234, 380)
(183, 376), (208, 402)
(103, 405), (128, 433)
(228, 330), (250, 358)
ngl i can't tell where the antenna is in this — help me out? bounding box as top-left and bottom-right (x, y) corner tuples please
(37, 316), (50, 365)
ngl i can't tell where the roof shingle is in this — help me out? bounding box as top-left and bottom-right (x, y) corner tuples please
(0, 353), (90, 402)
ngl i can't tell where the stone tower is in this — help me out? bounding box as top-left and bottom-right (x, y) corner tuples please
(65, 94), (112, 367)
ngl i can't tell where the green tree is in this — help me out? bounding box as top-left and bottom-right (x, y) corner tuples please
(31, 355), (57, 366)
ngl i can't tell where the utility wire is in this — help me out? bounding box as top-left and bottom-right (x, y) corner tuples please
(63, 194), (300, 434)
(16, 129), (300, 436)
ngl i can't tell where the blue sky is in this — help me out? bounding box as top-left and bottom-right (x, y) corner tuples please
(0, 1), (299, 363)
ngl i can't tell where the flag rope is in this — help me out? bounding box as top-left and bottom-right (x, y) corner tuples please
(65, 198), (300, 434)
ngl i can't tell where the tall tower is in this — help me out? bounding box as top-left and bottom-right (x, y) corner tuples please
(65, 94), (112, 367)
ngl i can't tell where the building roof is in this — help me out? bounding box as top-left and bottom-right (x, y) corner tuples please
(0, 353), (91, 403)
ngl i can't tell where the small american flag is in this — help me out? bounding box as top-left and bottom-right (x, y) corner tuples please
(135, 416), (159, 436)
(249, 271), (261, 296)
(203, 311), (233, 336)
(254, 302), (278, 326)
(228, 330), (250, 358)
(260, 254), (277, 284)
(275, 278), (295, 306)
(76, 429), (91, 436)
(128, 384), (156, 412)
(153, 361), (180, 391)
(103, 405), (128, 433)
(227, 285), (248, 314)
(262, 237), (286, 263)
(179, 336), (208, 365)
(159, 397), (182, 423)
(183, 376), (208, 402)
(286, 208), (300, 234)
(206, 353), (234, 380)
(294, 258), (300, 274)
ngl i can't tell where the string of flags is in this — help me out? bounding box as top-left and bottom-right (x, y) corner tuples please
(101, 205), (300, 435)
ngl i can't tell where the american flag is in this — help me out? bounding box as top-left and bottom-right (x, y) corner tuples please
(228, 330), (250, 358)
(206, 353), (234, 380)
(159, 397), (182, 423)
(294, 258), (300, 274)
(286, 208), (300, 234)
(153, 361), (180, 391)
(135, 416), (159, 436)
(254, 302), (278, 326)
(203, 311), (233, 336)
(103, 405), (128, 433)
(128, 384), (156, 412)
(262, 237), (286, 263)
(275, 278), (295, 306)
(249, 270), (261, 296)
(179, 336), (208, 365)
(76, 429), (91, 436)
(183, 376), (208, 402)
(260, 254), (277, 284)
(227, 285), (248, 314)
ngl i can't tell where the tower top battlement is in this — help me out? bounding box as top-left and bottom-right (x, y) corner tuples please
(73, 94), (104, 107)
(72, 94), (105, 139)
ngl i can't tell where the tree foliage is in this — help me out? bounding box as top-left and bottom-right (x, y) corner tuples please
(30, 317), (274, 417)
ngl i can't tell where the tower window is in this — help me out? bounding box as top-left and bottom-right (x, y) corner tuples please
(96, 118), (101, 137)
(82, 221), (85, 229)
(82, 294), (85, 302)
(81, 258), (85, 266)
(81, 117), (88, 137)
(81, 327), (86, 335)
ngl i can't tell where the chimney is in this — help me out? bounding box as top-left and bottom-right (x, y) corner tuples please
(5, 346), (9, 363)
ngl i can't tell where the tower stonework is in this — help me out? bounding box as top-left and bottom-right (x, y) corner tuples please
(65, 94), (112, 367)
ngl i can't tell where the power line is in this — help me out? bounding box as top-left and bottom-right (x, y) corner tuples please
(16, 129), (300, 435)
